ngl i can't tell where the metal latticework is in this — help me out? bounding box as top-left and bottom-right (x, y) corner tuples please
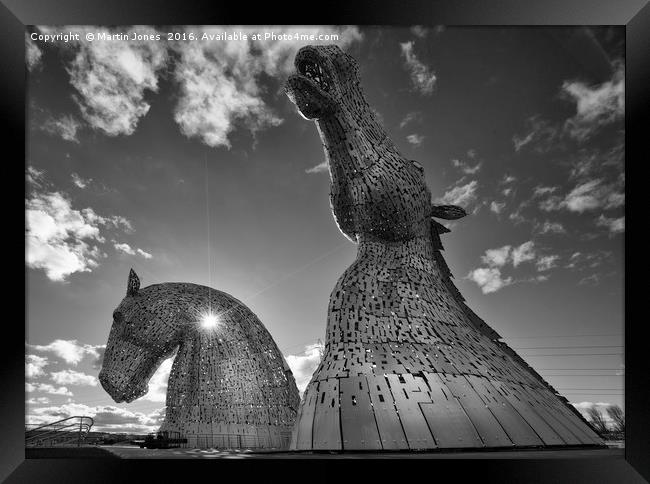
(99, 273), (300, 449)
(285, 45), (604, 451)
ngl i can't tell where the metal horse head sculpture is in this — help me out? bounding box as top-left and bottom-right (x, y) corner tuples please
(99, 269), (300, 448)
(283, 45), (602, 452)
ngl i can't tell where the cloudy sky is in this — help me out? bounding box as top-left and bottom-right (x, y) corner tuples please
(26, 25), (624, 434)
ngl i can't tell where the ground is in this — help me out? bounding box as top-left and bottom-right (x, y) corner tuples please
(27, 445), (625, 460)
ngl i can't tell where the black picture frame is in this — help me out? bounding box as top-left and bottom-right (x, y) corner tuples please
(5, 0), (647, 482)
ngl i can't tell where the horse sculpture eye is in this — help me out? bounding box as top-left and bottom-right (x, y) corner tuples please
(113, 311), (124, 323)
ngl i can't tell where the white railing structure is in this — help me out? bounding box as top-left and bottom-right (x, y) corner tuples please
(25, 416), (94, 447)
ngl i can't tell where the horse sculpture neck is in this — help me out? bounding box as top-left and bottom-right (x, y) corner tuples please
(315, 92), (400, 183)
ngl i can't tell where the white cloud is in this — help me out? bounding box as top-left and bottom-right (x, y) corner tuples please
(532, 186), (558, 198)
(538, 221), (566, 235)
(71, 173), (91, 188)
(563, 179), (607, 212)
(26, 397), (51, 405)
(596, 215), (625, 235)
(37, 26), (362, 146)
(540, 179), (624, 214)
(452, 158), (482, 175)
(26, 173), (134, 281)
(114, 242), (153, 259)
(399, 111), (422, 129)
(501, 175), (517, 185)
(572, 401), (615, 411)
(26, 355), (48, 378)
(26, 382), (73, 396)
(50, 26), (169, 137)
(92, 347), (106, 370)
(562, 60), (624, 141)
(571, 402), (620, 430)
(105, 215), (134, 233)
(42, 115), (81, 143)
(27, 166), (46, 187)
(508, 212), (524, 225)
(50, 370), (98, 387)
(481, 245), (511, 267)
(566, 251), (582, 268)
(511, 241), (536, 267)
(114, 242), (135, 255)
(467, 267), (513, 294)
(284, 343), (323, 395)
(399, 41), (437, 95)
(29, 340), (103, 366)
(514, 61), (624, 151)
(305, 161), (329, 174)
(469, 241), (557, 294)
(26, 192), (105, 281)
(26, 33), (43, 71)
(435, 180), (478, 208)
(406, 133), (424, 147)
(141, 357), (174, 403)
(536, 255), (560, 272)
(136, 248), (153, 259)
(513, 115), (560, 153)
(565, 250), (611, 270)
(578, 274), (600, 286)
(490, 201), (506, 214)
(173, 26), (362, 148)
(569, 151), (600, 180)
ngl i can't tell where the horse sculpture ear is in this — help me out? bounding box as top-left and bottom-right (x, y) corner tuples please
(430, 204), (468, 220)
(127, 268), (140, 296)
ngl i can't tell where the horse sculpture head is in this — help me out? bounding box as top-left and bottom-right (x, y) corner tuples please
(99, 270), (301, 449)
(285, 44), (361, 120)
(99, 269), (183, 403)
(286, 45), (467, 244)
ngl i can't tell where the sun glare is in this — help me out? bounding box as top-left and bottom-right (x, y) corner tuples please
(200, 311), (220, 330)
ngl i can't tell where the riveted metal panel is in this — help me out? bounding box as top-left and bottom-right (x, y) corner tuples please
(509, 383), (580, 445)
(340, 376), (382, 450)
(467, 375), (543, 447)
(442, 374), (513, 447)
(490, 380), (565, 445)
(312, 379), (342, 449)
(367, 375), (408, 449)
(420, 373), (481, 448)
(386, 374), (437, 449)
(293, 383), (318, 449)
(527, 385), (602, 445)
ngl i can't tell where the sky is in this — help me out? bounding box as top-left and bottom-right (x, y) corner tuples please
(25, 25), (624, 434)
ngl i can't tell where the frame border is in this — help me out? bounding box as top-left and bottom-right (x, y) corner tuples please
(5, 0), (648, 482)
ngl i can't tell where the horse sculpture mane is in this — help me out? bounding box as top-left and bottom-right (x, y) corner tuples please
(99, 269), (300, 449)
(284, 45), (603, 451)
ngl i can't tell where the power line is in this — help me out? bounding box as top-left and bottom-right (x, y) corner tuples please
(556, 388), (624, 390)
(512, 345), (623, 350)
(560, 391), (624, 393)
(561, 392), (624, 395)
(519, 353), (622, 356)
(535, 368), (624, 370)
(502, 334), (621, 339)
(542, 374), (624, 377)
